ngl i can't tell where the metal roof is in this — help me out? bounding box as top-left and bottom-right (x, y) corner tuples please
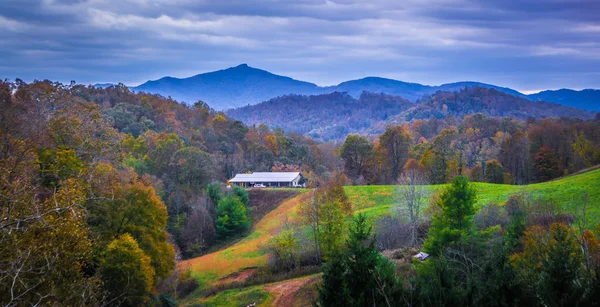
(229, 172), (301, 183)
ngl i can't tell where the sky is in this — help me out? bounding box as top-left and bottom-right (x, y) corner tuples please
(1, 0), (599, 93)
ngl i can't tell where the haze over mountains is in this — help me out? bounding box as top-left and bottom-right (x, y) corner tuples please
(128, 64), (600, 111)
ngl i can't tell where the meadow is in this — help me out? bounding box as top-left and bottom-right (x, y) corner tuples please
(348, 168), (600, 220)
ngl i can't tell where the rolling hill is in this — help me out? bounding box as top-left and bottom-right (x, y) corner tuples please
(132, 64), (598, 111)
(181, 168), (600, 306)
(226, 87), (596, 141)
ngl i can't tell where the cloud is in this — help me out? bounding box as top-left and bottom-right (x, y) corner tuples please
(0, 0), (598, 91)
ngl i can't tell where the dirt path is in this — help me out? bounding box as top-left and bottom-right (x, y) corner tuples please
(215, 268), (255, 285)
(264, 276), (318, 307)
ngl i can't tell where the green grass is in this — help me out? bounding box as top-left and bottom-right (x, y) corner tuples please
(186, 286), (272, 307)
(346, 168), (600, 220)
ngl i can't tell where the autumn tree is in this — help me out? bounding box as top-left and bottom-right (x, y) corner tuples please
(511, 223), (584, 306)
(428, 128), (458, 184)
(340, 134), (374, 184)
(379, 125), (412, 182)
(484, 159), (504, 184)
(573, 131), (596, 169)
(86, 163), (175, 279)
(100, 234), (155, 306)
(534, 145), (560, 182)
(500, 132), (531, 184)
(169, 146), (214, 187)
(299, 175), (352, 262)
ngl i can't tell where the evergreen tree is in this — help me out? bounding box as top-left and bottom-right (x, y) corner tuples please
(318, 214), (402, 307)
(215, 195), (251, 240)
(424, 175), (477, 255)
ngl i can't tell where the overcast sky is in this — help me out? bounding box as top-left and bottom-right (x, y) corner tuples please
(1, 0), (599, 93)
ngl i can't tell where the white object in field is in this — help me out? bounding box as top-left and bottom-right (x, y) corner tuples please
(413, 252), (429, 261)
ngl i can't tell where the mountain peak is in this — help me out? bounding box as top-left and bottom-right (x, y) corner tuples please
(234, 63), (250, 69)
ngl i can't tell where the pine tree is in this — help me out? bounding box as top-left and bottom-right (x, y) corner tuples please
(424, 175), (477, 255)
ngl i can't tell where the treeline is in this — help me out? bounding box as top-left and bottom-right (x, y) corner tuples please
(316, 176), (600, 306)
(339, 114), (600, 185)
(0, 80), (338, 305)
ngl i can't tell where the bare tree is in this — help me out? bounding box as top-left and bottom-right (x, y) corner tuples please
(395, 159), (430, 246)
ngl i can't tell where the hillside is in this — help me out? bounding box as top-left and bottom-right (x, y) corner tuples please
(226, 91), (415, 140)
(180, 168), (600, 306)
(227, 87), (596, 141)
(403, 87), (594, 121)
(528, 88), (600, 111)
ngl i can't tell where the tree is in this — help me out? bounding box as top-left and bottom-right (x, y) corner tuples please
(510, 223), (584, 306)
(206, 182), (223, 206)
(299, 176), (352, 262)
(379, 125), (412, 183)
(318, 200), (347, 261)
(534, 145), (560, 182)
(268, 221), (300, 272)
(485, 159), (504, 184)
(86, 163), (174, 280)
(396, 158), (430, 246)
(500, 132), (531, 184)
(99, 234), (155, 306)
(424, 175), (477, 255)
(573, 131), (596, 169)
(169, 147), (214, 187)
(318, 214), (402, 307)
(429, 128), (458, 183)
(0, 175), (101, 306)
(340, 134), (374, 183)
(215, 196), (251, 240)
(180, 205), (215, 257)
(232, 185), (249, 207)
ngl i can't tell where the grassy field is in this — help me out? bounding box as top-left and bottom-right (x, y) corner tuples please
(347, 168), (600, 220)
(180, 169), (600, 305)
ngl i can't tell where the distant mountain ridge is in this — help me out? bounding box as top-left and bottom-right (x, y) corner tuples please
(528, 89), (600, 112)
(133, 64), (322, 110)
(226, 87), (596, 141)
(129, 64), (599, 111)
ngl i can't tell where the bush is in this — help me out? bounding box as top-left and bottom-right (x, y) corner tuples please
(475, 203), (508, 230)
(375, 215), (413, 250)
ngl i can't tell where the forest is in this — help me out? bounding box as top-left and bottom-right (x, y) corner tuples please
(2, 79), (600, 306)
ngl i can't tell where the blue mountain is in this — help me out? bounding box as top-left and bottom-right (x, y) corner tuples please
(133, 64), (321, 109)
(131, 64), (598, 111)
(527, 89), (600, 112)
